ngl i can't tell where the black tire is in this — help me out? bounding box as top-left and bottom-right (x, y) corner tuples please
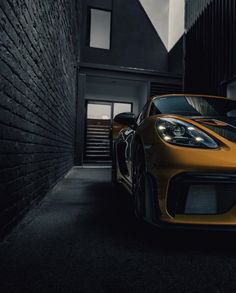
(132, 142), (146, 219)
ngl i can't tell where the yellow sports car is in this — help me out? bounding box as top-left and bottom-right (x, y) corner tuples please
(112, 94), (236, 230)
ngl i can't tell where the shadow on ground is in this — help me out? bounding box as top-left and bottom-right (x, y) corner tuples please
(1, 167), (236, 293)
(81, 180), (236, 256)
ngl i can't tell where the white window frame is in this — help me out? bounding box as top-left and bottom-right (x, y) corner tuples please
(88, 8), (111, 50)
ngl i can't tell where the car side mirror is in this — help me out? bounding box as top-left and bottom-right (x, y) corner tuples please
(114, 112), (136, 128)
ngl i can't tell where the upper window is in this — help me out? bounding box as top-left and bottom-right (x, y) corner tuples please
(88, 8), (111, 50)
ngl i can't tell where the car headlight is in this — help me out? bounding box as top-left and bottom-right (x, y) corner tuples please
(156, 118), (219, 149)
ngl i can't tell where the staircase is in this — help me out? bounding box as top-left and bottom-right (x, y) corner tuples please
(84, 120), (112, 165)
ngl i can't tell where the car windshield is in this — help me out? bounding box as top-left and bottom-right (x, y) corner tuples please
(151, 96), (236, 117)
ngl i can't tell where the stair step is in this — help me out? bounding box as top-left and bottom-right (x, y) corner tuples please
(86, 146), (110, 150)
(86, 148), (110, 150)
(87, 131), (110, 137)
(87, 145), (110, 148)
(86, 154), (111, 158)
(86, 145), (110, 148)
(87, 131), (110, 136)
(86, 147), (110, 150)
(87, 134), (109, 138)
(86, 141), (110, 144)
(84, 160), (112, 165)
(87, 141), (110, 144)
(87, 124), (110, 129)
(86, 143), (110, 146)
(86, 137), (110, 143)
(87, 127), (110, 131)
(86, 150), (110, 154)
(87, 135), (110, 139)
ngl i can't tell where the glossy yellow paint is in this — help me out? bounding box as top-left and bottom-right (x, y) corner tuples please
(114, 94), (236, 228)
(141, 111), (236, 227)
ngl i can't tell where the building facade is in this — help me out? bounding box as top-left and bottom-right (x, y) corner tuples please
(185, 0), (236, 97)
(76, 0), (184, 165)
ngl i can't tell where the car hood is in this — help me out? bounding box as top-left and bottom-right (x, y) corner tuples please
(190, 117), (236, 143)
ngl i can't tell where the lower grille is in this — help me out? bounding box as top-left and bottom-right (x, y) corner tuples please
(168, 173), (236, 216)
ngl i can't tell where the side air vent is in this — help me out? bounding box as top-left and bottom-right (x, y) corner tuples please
(150, 82), (182, 97)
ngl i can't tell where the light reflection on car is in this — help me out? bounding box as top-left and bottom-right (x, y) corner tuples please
(112, 94), (236, 230)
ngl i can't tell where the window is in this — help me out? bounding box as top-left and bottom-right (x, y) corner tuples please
(88, 8), (111, 50)
(87, 103), (111, 120)
(113, 103), (132, 118)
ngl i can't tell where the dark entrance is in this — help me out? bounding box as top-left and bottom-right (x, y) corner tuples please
(84, 100), (132, 165)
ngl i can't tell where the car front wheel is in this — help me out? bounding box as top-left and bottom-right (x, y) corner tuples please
(133, 143), (146, 219)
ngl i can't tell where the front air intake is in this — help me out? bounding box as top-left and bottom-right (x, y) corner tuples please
(168, 173), (236, 216)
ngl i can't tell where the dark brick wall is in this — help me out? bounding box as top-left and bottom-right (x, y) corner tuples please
(0, 0), (79, 234)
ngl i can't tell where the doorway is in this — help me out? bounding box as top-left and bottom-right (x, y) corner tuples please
(84, 100), (132, 164)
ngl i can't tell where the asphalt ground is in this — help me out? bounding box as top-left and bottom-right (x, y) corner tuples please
(0, 167), (236, 293)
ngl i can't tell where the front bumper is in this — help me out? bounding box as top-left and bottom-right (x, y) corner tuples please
(146, 143), (236, 228)
(157, 220), (236, 232)
(167, 173), (236, 216)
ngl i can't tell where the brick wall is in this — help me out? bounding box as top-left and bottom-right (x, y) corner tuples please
(0, 0), (79, 235)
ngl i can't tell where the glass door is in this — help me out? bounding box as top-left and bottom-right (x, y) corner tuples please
(84, 102), (112, 164)
(84, 101), (133, 165)
(87, 103), (112, 121)
(113, 102), (132, 118)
